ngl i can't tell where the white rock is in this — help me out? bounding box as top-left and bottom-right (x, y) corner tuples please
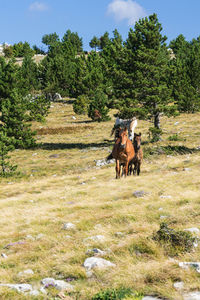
(41, 277), (55, 286)
(173, 281), (184, 290)
(86, 248), (107, 256)
(142, 297), (164, 300)
(63, 223), (76, 230)
(179, 262), (200, 273)
(83, 257), (116, 270)
(41, 277), (73, 291)
(0, 283), (33, 293)
(54, 280), (74, 291)
(183, 291), (200, 300)
(160, 195), (172, 199)
(160, 215), (168, 219)
(65, 235), (72, 239)
(84, 235), (105, 243)
(18, 269), (34, 276)
(1, 253), (8, 258)
(36, 233), (44, 240)
(26, 235), (35, 240)
(29, 290), (40, 296)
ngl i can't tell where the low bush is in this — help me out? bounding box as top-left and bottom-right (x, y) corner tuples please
(153, 222), (196, 256)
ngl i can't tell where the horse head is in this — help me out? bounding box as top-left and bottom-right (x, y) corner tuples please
(134, 132), (142, 151)
(119, 127), (128, 149)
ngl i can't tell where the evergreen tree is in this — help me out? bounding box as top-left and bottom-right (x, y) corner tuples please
(169, 35), (200, 113)
(42, 32), (60, 50)
(62, 30), (83, 53)
(19, 54), (40, 94)
(118, 14), (177, 129)
(0, 130), (17, 176)
(89, 36), (100, 52)
(88, 89), (110, 122)
(99, 32), (111, 50)
(12, 41), (34, 57)
(1, 90), (36, 148)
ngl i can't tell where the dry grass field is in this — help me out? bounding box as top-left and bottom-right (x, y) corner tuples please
(0, 99), (200, 299)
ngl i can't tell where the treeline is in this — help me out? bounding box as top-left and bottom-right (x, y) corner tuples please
(0, 13), (200, 174)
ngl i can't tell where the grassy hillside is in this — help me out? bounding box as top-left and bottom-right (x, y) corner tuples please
(0, 99), (200, 299)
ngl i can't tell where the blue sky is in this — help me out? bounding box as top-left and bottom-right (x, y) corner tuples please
(1, 0), (200, 51)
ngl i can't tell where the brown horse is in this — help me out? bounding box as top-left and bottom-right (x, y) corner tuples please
(111, 127), (135, 178)
(129, 133), (143, 176)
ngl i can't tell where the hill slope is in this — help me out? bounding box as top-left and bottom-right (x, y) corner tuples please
(0, 100), (200, 299)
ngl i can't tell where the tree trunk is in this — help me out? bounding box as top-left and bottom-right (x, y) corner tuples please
(154, 111), (160, 129)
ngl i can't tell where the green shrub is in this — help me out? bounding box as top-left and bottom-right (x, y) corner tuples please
(92, 287), (136, 300)
(148, 127), (163, 142)
(153, 222), (195, 256)
(168, 134), (184, 141)
(88, 89), (110, 122)
(73, 95), (89, 115)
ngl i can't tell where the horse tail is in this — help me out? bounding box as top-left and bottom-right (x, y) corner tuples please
(110, 127), (115, 137)
(106, 153), (113, 161)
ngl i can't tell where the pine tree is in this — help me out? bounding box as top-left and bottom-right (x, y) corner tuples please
(89, 36), (100, 52)
(118, 14), (177, 129)
(0, 130), (17, 176)
(169, 35), (200, 113)
(1, 90), (36, 148)
(88, 89), (110, 122)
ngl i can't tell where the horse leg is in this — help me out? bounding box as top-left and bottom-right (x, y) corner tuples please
(124, 161), (129, 177)
(116, 160), (120, 179)
(137, 162), (141, 176)
(133, 162), (137, 175)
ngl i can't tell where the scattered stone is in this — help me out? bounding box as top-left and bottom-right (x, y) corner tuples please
(72, 116), (76, 120)
(83, 257), (116, 270)
(142, 297), (164, 300)
(62, 223), (76, 230)
(1, 253), (8, 258)
(41, 278), (73, 291)
(94, 159), (115, 167)
(160, 195), (172, 199)
(86, 248), (107, 256)
(160, 215), (168, 219)
(26, 235), (35, 240)
(183, 168), (191, 171)
(183, 291), (200, 300)
(84, 235), (105, 243)
(65, 235), (72, 239)
(133, 190), (147, 198)
(54, 93), (62, 101)
(29, 290), (40, 296)
(115, 232), (124, 237)
(36, 233), (44, 240)
(179, 262), (200, 273)
(18, 269), (34, 277)
(49, 154), (60, 158)
(173, 281), (184, 290)
(174, 122), (179, 125)
(0, 283), (33, 293)
(158, 207), (163, 211)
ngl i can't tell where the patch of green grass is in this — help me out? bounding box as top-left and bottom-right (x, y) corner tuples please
(92, 287), (138, 300)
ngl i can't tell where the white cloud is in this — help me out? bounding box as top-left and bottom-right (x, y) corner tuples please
(107, 0), (147, 25)
(29, 2), (48, 12)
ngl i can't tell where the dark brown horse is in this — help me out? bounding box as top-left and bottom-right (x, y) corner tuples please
(111, 127), (135, 178)
(129, 133), (143, 176)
